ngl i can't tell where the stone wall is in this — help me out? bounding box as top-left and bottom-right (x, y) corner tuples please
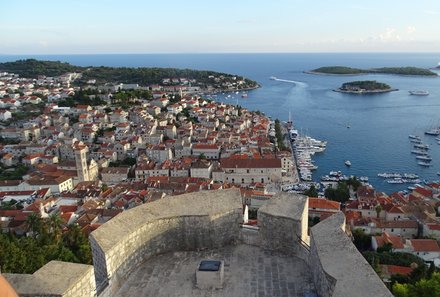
(309, 212), (393, 297)
(4, 261), (96, 297)
(89, 188), (243, 296)
(258, 193), (309, 258)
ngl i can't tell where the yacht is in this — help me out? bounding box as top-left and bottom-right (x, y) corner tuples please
(414, 143), (429, 150)
(409, 90), (429, 96)
(344, 160), (351, 167)
(425, 128), (440, 136)
(411, 150), (429, 155)
(416, 155), (432, 161)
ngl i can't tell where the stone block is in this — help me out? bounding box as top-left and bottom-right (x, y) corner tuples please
(196, 260), (224, 289)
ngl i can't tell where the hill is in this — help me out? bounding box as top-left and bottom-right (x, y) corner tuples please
(0, 59), (259, 88)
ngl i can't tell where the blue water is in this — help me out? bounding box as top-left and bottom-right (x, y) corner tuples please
(1, 53), (440, 193)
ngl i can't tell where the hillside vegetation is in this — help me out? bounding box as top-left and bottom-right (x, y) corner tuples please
(310, 65), (437, 76)
(0, 59), (259, 87)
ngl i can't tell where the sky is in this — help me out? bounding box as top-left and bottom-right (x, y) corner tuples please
(1, 0), (440, 54)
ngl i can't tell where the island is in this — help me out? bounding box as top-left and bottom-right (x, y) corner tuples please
(307, 66), (437, 76)
(334, 80), (397, 94)
(0, 59), (259, 92)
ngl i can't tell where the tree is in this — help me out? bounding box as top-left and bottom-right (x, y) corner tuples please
(352, 228), (371, 251)
(304, 185), (318, 197)
(375, 204), (383, 219)
(48, 214), (63, 241)
(26, 213), (41, 237)
(393, 272), (440, 297)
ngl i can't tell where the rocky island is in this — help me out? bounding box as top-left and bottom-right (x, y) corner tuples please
(334, 80), (397, 94)
(307, 66), (437, 76)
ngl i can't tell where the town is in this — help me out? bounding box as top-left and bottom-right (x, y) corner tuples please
(1, 65), (440, 292)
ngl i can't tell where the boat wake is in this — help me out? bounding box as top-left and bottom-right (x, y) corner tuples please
(273, 77), (308, 88)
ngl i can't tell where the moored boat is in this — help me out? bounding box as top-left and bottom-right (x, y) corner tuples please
(425, 128), (440, 136)
(417, 161), (431, 167)
(416, 155), (432, 161)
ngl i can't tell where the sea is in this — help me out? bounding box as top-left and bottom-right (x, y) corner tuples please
(1, 53), (440, 193)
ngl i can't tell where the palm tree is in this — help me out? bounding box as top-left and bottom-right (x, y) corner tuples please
(375, 204), (383, 219)
(48, 214), (63, 241)
(26, 213), (41, 237)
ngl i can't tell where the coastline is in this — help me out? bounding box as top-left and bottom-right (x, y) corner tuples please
(333, 88), (398, 94)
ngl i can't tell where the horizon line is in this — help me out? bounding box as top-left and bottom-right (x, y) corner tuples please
(1, 51), (440, 56)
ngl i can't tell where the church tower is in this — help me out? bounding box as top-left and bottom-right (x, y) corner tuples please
(75, 145), (89, 182)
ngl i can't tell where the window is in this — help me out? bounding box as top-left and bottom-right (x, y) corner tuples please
(261, 178), (264, 183)
(242, 178), (244, 183)
(247, 169), (249, 173)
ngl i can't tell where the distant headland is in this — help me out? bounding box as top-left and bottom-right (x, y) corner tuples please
(0, 59), (260, 92)
(334, 80), (397, 94)
(306, 66), (437, 76)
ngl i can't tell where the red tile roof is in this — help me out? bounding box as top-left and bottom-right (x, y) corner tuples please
(410, 239), (440, 252)
(308, 198), (340, 211)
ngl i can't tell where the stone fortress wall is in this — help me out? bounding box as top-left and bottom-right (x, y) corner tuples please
(90, 188), (243, 296)
(309, 212), (393, 297)
(4, 189), (392, 297)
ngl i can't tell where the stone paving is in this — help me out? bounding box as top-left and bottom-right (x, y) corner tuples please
(115, 244), (316, 297)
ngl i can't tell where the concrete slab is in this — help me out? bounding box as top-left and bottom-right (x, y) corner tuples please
(114, 244), (316, 297)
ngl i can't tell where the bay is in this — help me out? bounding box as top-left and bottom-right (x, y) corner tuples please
(1, 53), (440, 193)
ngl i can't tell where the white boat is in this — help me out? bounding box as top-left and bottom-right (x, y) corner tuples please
(418, 161), (431, 167)
(416, 155), (432, 161)
(425, 128), (440, 136)
(414, 143), (429, 149)
(409, 135), (421, 140)
(409, 90), (429, 96)
(270, 76), (277, 80)
(411, 150), (429, 155)
(344, 160), (351, 166)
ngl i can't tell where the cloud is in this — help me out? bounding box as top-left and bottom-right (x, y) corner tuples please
(379, 28), (400, 42)
(406, 26), (416, 34)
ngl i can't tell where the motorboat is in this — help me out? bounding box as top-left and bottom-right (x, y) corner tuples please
(344, 160), (351, 166)
(409, 90), (429, 96)
(417, 161), (431, 167)
(415, 155), (432, 161)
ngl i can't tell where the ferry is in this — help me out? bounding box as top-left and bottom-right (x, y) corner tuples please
(409, 90), (429, 96)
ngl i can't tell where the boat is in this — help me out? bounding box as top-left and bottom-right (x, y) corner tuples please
(416, 155), (432, 161)
(414, 143), (429, 149)
(409, 90), (429, 96)
(409, 135), (421, 140)
(270, 76), (277, 80)
(411, 150), (429, 155)
(241, 93), (248, 98)
(437, 172), (440, 176)
(417, 161), (431, 167)
(425, 128), (440, 136)
(344, 160), (351, 167)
